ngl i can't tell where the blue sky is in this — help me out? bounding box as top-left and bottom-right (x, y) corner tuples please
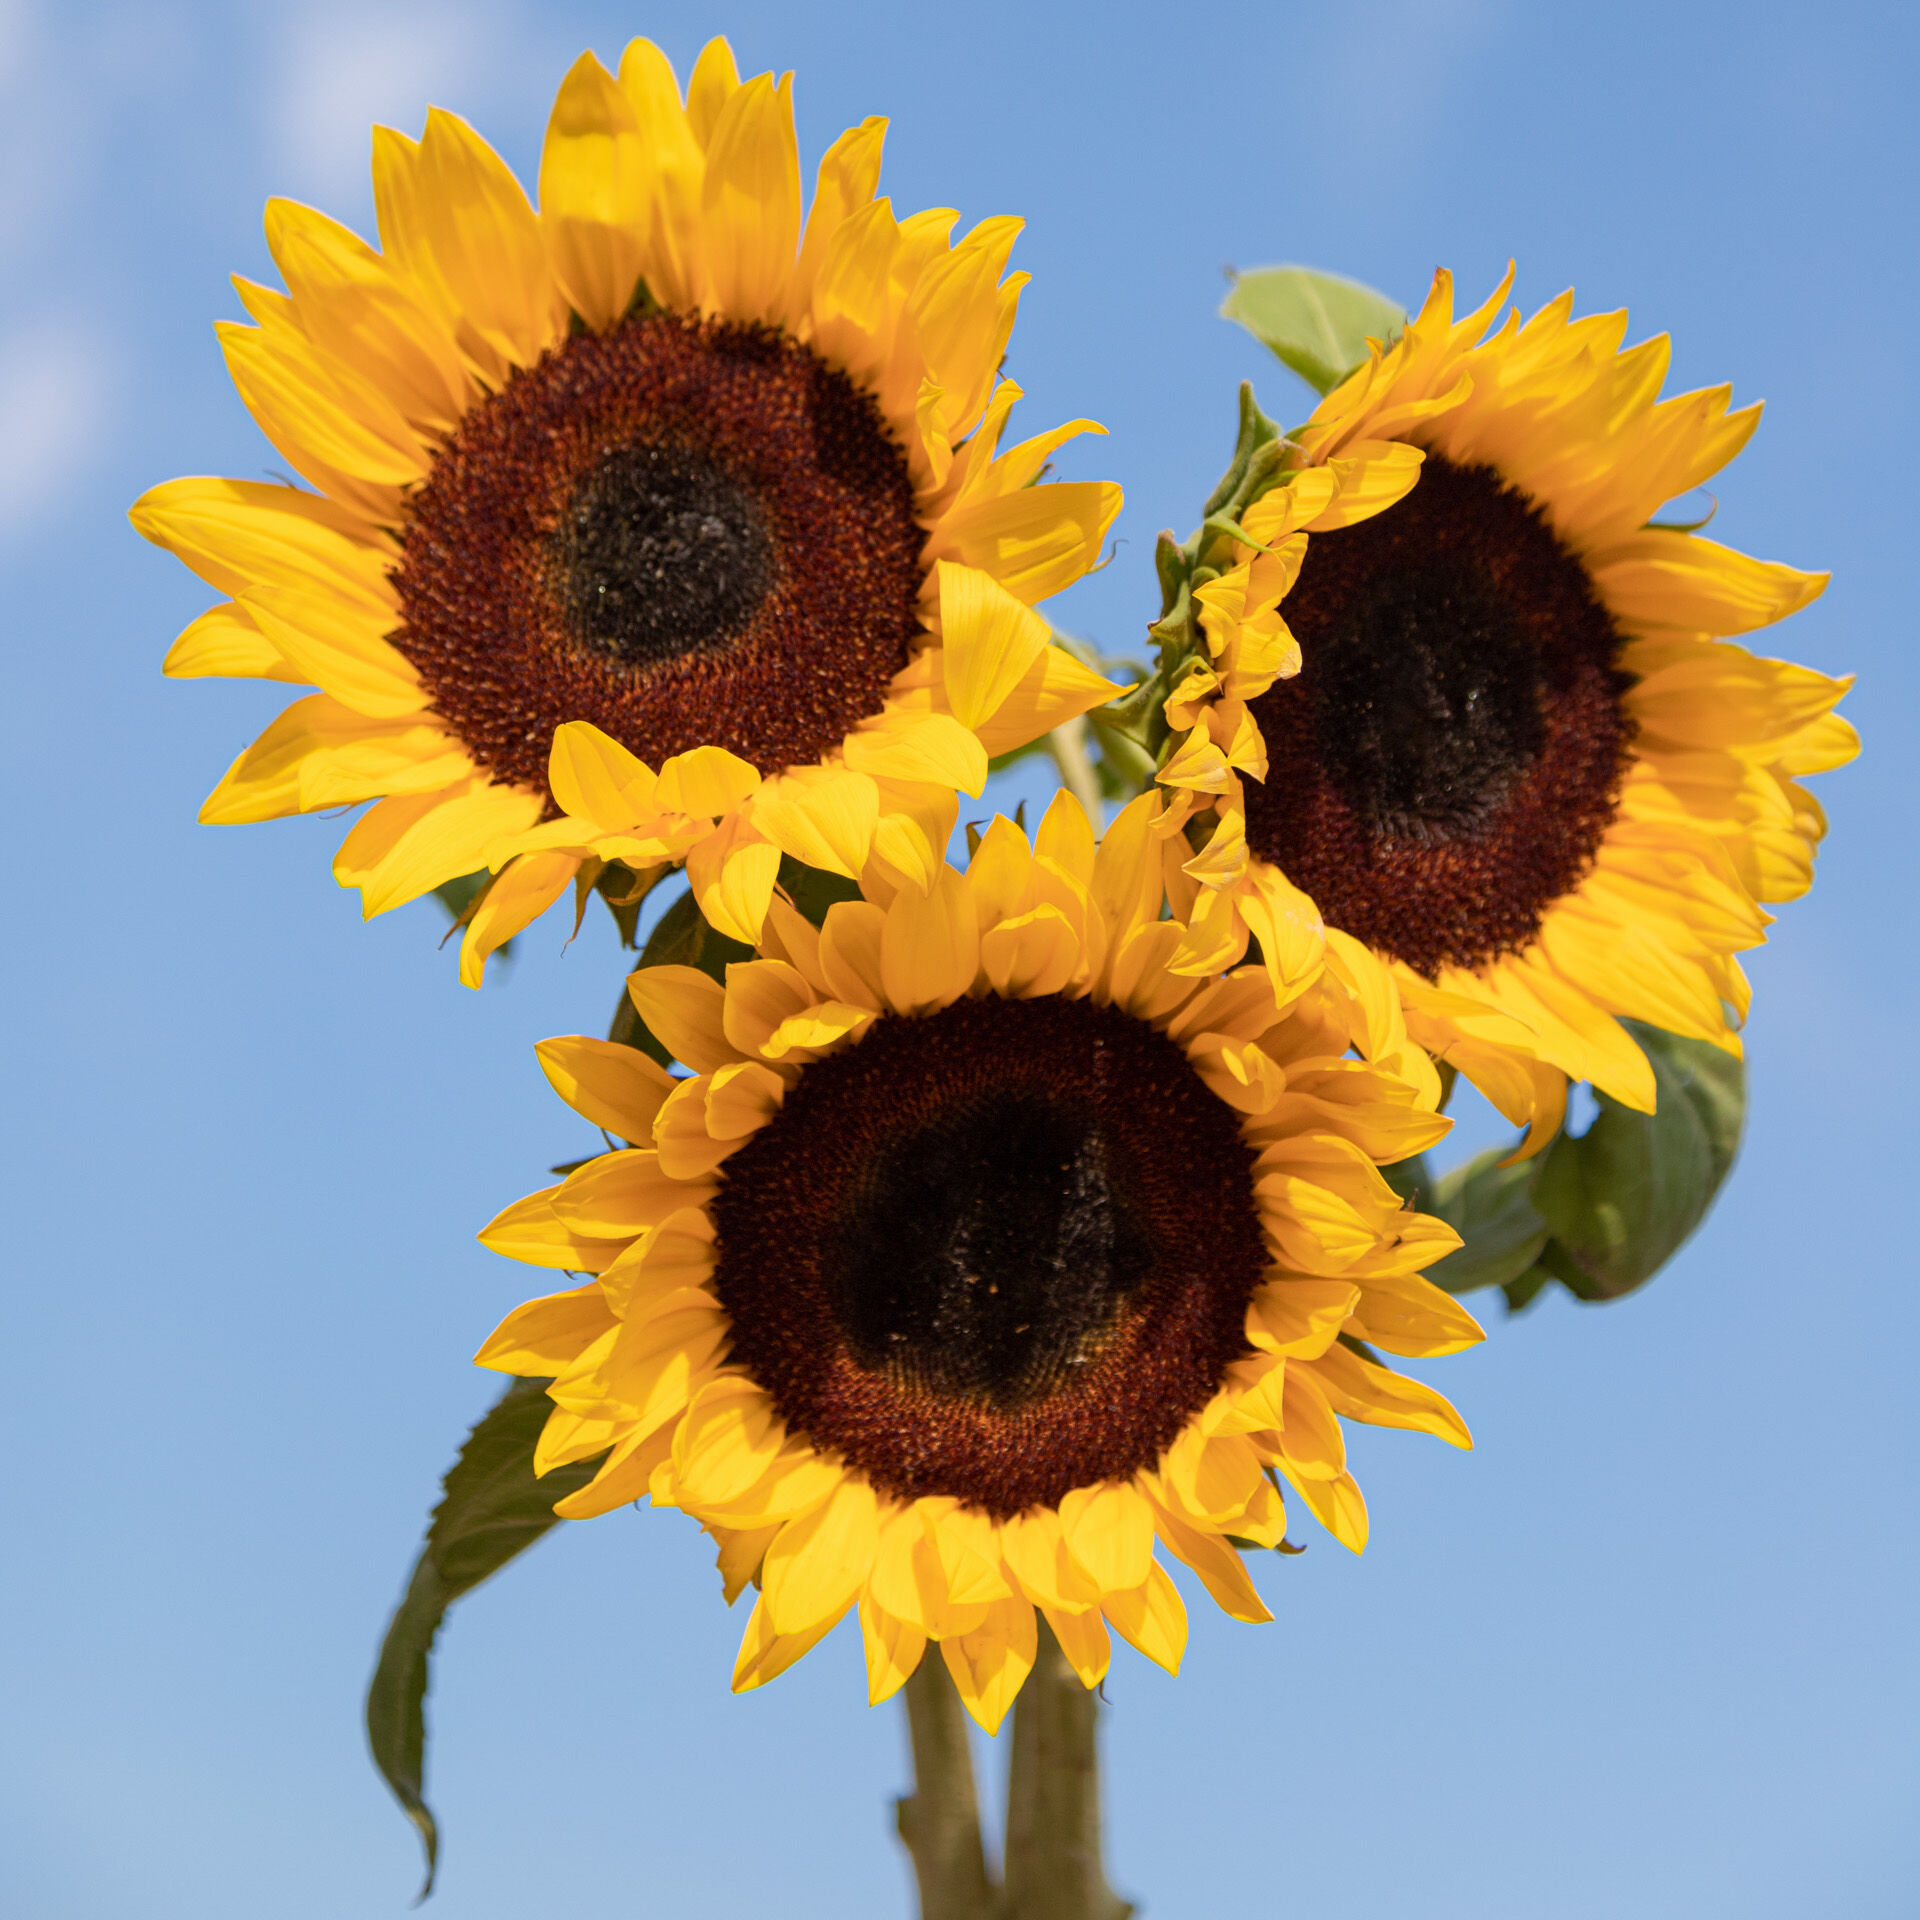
(1, 1), (1914, 1915)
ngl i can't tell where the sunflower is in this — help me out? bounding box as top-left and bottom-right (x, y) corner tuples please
(473, 791), (1478, 1729)
(1160, 267), (1856, 1145)
(132, 38), (1123, 984)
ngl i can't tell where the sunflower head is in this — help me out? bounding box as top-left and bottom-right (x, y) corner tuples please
(476, 792), (1479, 1729)
(134, 38), (1124, 984)
(1157, 265), (1856, 1152)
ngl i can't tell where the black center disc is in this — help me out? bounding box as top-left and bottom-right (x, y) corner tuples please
(1242, 456), (1632, 976)
(708, 994), (1268, 1515)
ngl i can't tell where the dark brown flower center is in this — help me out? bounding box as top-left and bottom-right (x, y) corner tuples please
(390, 314), (924, 796)
(1242, 456), (1632, 976)
(708, 994), (1267, 1516)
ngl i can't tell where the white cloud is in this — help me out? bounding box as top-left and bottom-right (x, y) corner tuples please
(0, 323), (114, 531)
(0, 0), (28, 90)
(269, 1), (512, 204)
(1302, 0), (1503, 187)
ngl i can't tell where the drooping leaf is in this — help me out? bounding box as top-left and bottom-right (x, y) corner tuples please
(1528, 1022), (1745, 1302)
(366, 1376), (607, 1897)
(1413, 1023), (1746, 1309)
(1423, 1148), (1553, 1297)
(1220, 265), (1406, 397)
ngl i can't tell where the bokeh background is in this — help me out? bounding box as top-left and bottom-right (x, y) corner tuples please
(2, 1), (1913, 1914)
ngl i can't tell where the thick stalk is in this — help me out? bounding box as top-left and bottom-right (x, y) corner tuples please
(897, 1654), (997, 1920)
(1000, 1620), (1132, 1920)
(1045, 716), (1104, 823)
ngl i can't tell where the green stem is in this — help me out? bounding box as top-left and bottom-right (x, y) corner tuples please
(1000, 1620), (1132, 1920)
(1045, 716), (1104, 823)
(897, 1654), (997, 1920)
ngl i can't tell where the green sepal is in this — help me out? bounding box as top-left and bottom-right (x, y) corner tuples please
(1220, 265), (1406, 397)
(1201, 382), (1286, 518)
(366, 1376), (608, 1899)
(1419, 1023), (1746, 1309)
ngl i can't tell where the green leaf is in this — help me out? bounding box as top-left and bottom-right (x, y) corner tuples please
(430, 870), (490, 925)
(1423, 1147), (1553, 1297)
(1414, 1022), (1745, 1309)
(366, 1377), (607, 1897)
(1220, 266), (1406, 397)
(1529, 1022), (1745, 1301)
(776, 855), (863, 928)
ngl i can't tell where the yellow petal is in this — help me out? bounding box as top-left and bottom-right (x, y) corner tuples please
(1101, 1562), (1186, 1674)
(539, 51), (648, 329)
(535, 1036), (676, 1141)
(548, 720), (659, 830)
(761, 1000), (877, 1061)
(476, 1185), (620, 1273)
(1590, 530), (1826, 636)
(860, 1596), (927, 1706)
(937, 560), (1051, 729)
(473, 1285), (614, 1375)
(1347, 1270), (1486, 1359)
(130, 475), (392, 603)
(1144, 1493), (1272, 1624)
(980, 905), (1080, 999)
(334, 780), (545, 917)
(1245, 1278), (1360, 1359)
(763, 1475), (880, 1635)
(940, 1597), (1036, 1735)
(673, 1377), (784, 1507)
(626, 965), (735, 1074)
(1043, 1605), (1112, 1687)
(971, 649), (1124, 763)
(458, 851), (578, 986)
(699, 71), (800, 324)
(930, 480), (1123, 605)
(795, 115), (887, 300)
(411, 107), (566, 373)
(1309, 1342), (1473, 1449)
(879, 866), (979, 1013)
(841, 711), (989, 794)
(263, 196), (469, 434)
(686, 822), (781, 945)
(654, 744), (762, 816)
(684, 37), (741, 148)
(817, 899), (889, 1011)
(751, 768), (880, 878)
(162, 601), (304, 683)
(1277, 1466), (1369, 1552)
(615, 38), (705, 312)
(1058, 1480), (1155, 1594)
(237, 582), (423, 719)
(731, 1591), (847, 1693)
(199, 695), (468, 825)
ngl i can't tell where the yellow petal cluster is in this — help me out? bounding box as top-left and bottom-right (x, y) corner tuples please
(1161, 266), (1855, 1149)
(135, 38), (1123, 983)
(475, 792), (1479, 1729)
